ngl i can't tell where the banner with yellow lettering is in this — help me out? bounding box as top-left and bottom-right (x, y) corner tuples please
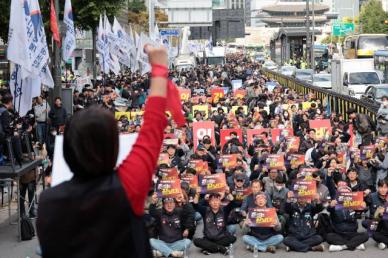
(156, 179), (182, 198)
(199, 174), (226, 194)
(336, 192), (365, 211)
(247, 208), (277, 228)
(292, 180), (317, 201)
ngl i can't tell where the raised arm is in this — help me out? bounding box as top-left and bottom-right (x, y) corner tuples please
(117, 46), (168, 216)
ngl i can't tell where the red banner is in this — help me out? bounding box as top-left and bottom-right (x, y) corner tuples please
(211, 88), (225, 103)
(271, 128), (294, 143)
(247, 129), (269, 146)
(199, 174), (227, 194)
(193, 121), (215, 150)
(157, 179), (182, 198)
(360, 145), (375, 160)
(188, 160), (209, 174)
(159, 168), (179, 180)
(234, 89), (247, 99)
(178, 88), (191, 101)
(286, 137), (300, 153)
(181, 175), (199, 189)
(336, 192), (365, 210)
(221, 154), (238, 170)
(293, 180), (317, 201)
(220, 129), (243, 148)
(309, 119), (332, 140)
(191, 96), (207, 104)
(158, 153), (170, 166)
(267, 154), (285, 170)
(247, 208), (277, 228)
(287, 154), (305, 168)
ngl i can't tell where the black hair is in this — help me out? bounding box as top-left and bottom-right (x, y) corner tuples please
(54, 97), (62, 102)
(63, 105), (119, 178)
(2, 94), (13, 105)
(275, 175), (285, 184)
(377, 179), (388, 188)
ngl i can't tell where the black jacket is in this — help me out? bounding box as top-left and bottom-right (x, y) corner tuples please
(37, 173), (152, 258)
(0, 105), (12, 138)
(49, 106), (67, 127)
(285, 202), (323, 239)
(327, 206), (359, 234)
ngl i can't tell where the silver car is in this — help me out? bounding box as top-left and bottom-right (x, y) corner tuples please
(312, 73), (332, 89)
(294, 69), (314, 82)
(280, 66), (297, 77)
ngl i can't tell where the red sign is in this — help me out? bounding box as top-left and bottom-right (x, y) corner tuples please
(309, 119), (332, 140)
(234, 89), (247, 99)
(286, 137), (300, 153)
(247, 129), (269, 146)
(247, 208), (277, 228)
(199, 174), (227, 194)
(188, 160), (209, 174)
(158, 153), (170, 166)
(181, 175), (199, 189)
(211, 88), (225, 103)
(193, 121), (215, 150)
(267, 154), (285, 170)
(293, 180), (317, 201)
(287, 154), (305, 168)
(159, 168), (179, 180)
(360, 145), (375, 160)
(233, 188), (252, 202)
(221, 154), (238, 170)
(191, 96), (207, 104)
(336, 192), (364, 210)
(178, 88), (191, 101)
(220, 129), (243, 148)
(271, 128), (294, 143)
(157, 179), (182, 198)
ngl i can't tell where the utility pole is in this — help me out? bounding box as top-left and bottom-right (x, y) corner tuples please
(305, 0), (311, 68)
(53, 0), (62, 101)
(148, 0), (154, 34)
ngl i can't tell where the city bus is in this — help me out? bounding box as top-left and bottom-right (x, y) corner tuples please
(344, 34), (388, 59)
(374, 49), (388, 82)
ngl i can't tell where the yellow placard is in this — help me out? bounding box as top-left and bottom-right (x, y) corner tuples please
(115, 112), (131, 120)
(130, 111), (144, 120)
(192, 105), (209, 119)
(231, 106), (248, 115)
(302, 102), (317, 111)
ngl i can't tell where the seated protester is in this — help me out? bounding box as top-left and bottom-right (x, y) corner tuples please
(326, 184), (369, 252)
(193, 193), (236, 255)
(202, 136), (217, 162)
(346, 168), (371, 195)
(175, 192), (196, 240)
(313, 171), (330, 204)
(266, 175), (289, 216)
(241, 180), (272, 217)
(242, 193), (284, 253)
(283, 191), (325, 252)
(149, 194), (192, 258)
(227, 167), (249, 188)
(299, 129), (316, 154)
(166, 145), (184, 172)
(222, 132), (243, 154)
(190, 144), (216, 173)
(263, 169), (287, 192)
(371, 179), (388, 250)
(355, 159), (374, 192)
(249, 146), (270, 180)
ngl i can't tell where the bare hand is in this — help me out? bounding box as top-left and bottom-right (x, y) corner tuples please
(151, 192), (158, 204)
(144, 45), (168, 67)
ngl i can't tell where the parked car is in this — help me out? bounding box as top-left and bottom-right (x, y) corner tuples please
(294, 69), (314, 82)
(263, 60), (278, 71)
(279, 66), (296, 77)
(312, 73), (332, 89)
(362, 84), (388, 105)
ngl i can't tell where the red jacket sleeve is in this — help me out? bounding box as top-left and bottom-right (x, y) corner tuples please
(117, 97), (167, 216)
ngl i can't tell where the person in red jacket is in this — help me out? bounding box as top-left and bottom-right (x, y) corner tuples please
(37, 46), (170, 258)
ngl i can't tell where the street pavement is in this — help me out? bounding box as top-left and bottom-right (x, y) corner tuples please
(0, 191), (387, 258)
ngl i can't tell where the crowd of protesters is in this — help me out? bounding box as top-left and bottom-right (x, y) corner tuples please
(1, 50), (388, 257)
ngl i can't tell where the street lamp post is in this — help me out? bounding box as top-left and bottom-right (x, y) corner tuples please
(311, 0), (315, 70)
(306, 0), (311, 68)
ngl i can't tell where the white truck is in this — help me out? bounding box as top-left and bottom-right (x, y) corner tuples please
(205, 47), (226, 66)
(331, 59), (383, 99)
(173, 55), (196, 72)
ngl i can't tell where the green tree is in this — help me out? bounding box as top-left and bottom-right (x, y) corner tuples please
(360, 0), (388, 34)
(0, 0), (11, 43)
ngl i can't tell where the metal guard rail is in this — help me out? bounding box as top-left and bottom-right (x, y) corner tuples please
(262, 69), (379, 121)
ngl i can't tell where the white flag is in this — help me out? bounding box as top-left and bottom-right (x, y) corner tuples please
(112, 17), (131, 67)
(10, 64), (41, 116)
(137, 32), (154, 75)
(104, 14), (121, 74)
(97, 15), (109, 74)
(62, 0), (76, 62)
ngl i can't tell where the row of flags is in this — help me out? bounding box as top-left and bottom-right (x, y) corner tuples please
(7, 0), (76, 116)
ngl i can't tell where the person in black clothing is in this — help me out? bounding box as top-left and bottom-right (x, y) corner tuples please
(48, 97), (67, 132)
(347, 108), (376, 146)
(193, 193), (236, 255)
(166, 145), (184, 172)
(0, 94), (14, 157)
(283, 191), (325, 252)
(149, 195), (192, 258)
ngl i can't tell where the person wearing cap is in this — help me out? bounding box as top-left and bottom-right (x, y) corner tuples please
(241, 180), (273, 217)
(369, 179), (388, 250)
(242, 193), (283, 253)
(325, 185), (369, 252)
(191, 144), (217, 172)
(347, 108), (375, 146)
(192, 192), (236, 255)
(149, 193), (192, 258)
(283, 191), (325, 252)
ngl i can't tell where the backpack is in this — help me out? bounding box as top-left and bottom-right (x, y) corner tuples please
(21, 215), (35, 241)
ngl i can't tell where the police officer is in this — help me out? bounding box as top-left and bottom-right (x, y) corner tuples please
(149, 194), (192, 258)
(193, 192), (236, 255)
